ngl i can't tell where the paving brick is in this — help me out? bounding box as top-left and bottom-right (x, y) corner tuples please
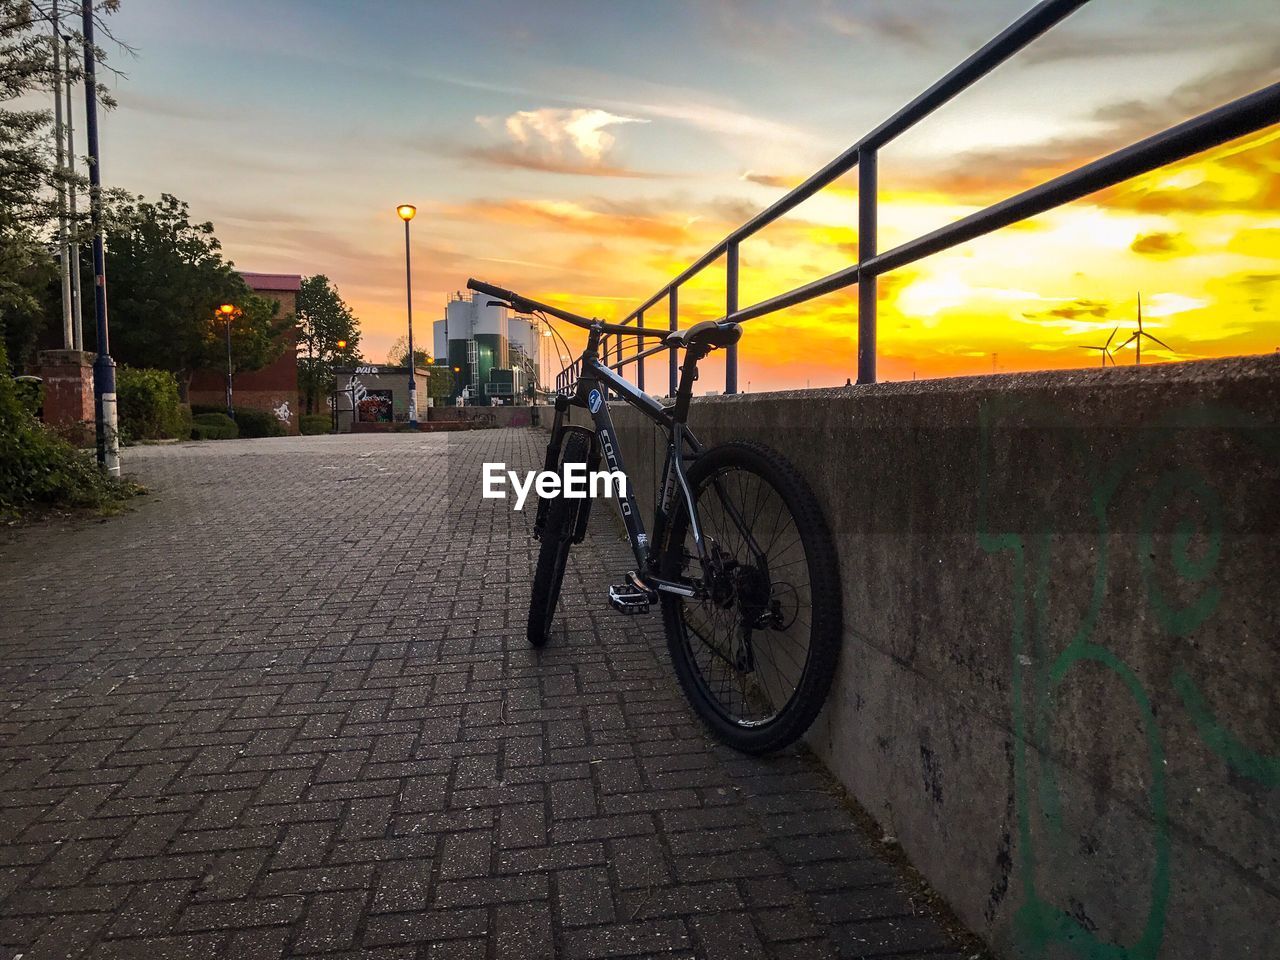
(176, 896), (304, 932)
(362, 907), (489, 946)
(562, 919), (693, 958)
(108, 880), (194, 937)
(294, 891), (366, 951)
(370, 859), (433, 913)
(691, 912), (769, 960)
(499, 802), (547, 849)
(432, 873), (547, 907)
(492, 901), (555, 960)
(557, 865), (617, 926)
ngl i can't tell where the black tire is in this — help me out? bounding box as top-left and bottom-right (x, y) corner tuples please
(527, 430), (591, 647)
(660, 441), (841, 753)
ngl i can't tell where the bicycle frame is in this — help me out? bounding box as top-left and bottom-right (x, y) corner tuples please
(544, 324), (709, 597)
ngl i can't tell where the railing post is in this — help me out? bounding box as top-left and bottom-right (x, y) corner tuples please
(857, 147), (877, 384)
(668, 287), (679, 396)
(604, 334), (613, 399)
(725, 240), (739, 394)
(636, 310), (646, 392)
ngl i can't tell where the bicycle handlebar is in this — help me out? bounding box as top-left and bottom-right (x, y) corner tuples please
(466, 278), (670, 339)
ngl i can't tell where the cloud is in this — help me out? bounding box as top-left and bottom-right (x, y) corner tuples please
(469, 107), (657, 177)
(500, 108), (646, 163)
(741, 171), (795, 189)
(1142, 292), (1210, 318)
(447, 197), (695, 247)
(1017, 21), (1262, 66)
(818, 6), (937, 48)
(909, 42), (1280, 207)
(463, 146), (660, 179)
(1021, 298), (1112, 323)
(1130, 232), (1190, 256)
(423, 66), (806, 145)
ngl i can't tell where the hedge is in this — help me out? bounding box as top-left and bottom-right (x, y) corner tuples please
(116, 367), (191, 444)
(1, 341), (138, 520)
(192, 404), (287, 438)
(233, 406), (286, 438)
(300, 413), (330, 435)
(191, 411), (239, 441)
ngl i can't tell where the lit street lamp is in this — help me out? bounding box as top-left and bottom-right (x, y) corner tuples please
(219, 303), (237, 417)
(396, 203), (418, 429)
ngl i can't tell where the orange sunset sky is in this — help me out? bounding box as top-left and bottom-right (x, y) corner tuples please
(95, 0), (1277, 392)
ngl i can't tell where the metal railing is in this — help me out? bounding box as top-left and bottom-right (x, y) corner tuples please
(554, 0), (1279, 397)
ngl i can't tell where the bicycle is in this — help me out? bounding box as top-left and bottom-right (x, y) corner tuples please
(467, 278), (842, 754)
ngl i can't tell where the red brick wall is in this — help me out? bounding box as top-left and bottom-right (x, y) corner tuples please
(38, 350), (95, 436)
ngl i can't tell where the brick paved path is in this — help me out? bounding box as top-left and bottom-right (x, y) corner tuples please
(0, 431), (968, 960)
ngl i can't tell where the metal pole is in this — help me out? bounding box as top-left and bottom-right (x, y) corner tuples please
(725, 241), (739, 394)
(404, 219), (418, 428)
(224, 315), (234, 417)
(668, 288), (678, 396)
(82, 3), (118, 474)
(857, 146), (877, 384)
(52, 0), (73, 349)
(636, 310), (645, 392)
(63, 33), (83, 351)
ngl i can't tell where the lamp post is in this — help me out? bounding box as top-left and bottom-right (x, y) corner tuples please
(396, 203), (418, 429)
(219, 303), (236, 418)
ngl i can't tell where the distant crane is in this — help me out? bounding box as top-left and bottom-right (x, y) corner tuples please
(1079, 326), (1119, 367)
(1117, 293), (1173, 365)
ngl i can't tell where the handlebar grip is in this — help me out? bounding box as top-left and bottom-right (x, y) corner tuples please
(466, 278), (512, 301)
(466, 278), (536, 314)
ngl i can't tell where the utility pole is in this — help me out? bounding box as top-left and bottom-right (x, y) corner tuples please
(51, 0), (73, 348)
(82, 1), (119, 474)
(64, 32), (83, 350)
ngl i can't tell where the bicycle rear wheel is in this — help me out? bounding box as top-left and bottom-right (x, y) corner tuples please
(527, 429), (591, 647)
(660, 441), (841, 753)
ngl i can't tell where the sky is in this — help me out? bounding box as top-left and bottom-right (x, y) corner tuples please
(82, 0), (1279, 391)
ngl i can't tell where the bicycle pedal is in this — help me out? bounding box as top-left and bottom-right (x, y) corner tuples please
(608, 583), (652, 614)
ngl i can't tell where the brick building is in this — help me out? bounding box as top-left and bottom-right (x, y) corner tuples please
(189, 272), (301, 433)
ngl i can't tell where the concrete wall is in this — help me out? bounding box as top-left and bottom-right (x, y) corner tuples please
(604, 356), (1279, 960)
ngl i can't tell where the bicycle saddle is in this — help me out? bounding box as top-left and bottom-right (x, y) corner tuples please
(664, 321), (743, 351)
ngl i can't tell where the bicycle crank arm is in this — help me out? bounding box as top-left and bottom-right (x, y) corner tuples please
(630, 570), (700, 599)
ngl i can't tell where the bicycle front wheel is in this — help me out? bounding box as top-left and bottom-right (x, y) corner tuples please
(527, 429), (590, 647)
(660, 441), (841, 753)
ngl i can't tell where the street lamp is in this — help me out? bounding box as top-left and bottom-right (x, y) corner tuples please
(396, 203), (418, 429)
(218, 302), (237, 418)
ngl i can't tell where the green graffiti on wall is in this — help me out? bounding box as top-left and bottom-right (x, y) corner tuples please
(976, 399), (1278, 960)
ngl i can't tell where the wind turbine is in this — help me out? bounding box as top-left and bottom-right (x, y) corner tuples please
(1117, 293), (1173, 365)
(1079, 326), (1119, 367)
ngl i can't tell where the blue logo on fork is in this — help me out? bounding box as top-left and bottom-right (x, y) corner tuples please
(588, 389), (603, 413)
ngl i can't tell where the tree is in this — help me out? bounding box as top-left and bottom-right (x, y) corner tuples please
(385, 336), (429, 370)
(0, 1), (123, 369)
(297, 274), (360, 414)
(106, 193), (289, 396)
(386, 336), (454, 404)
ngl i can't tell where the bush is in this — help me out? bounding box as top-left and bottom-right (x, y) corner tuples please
(192, 404), (286, 438)
(116, 366), (191, 443)
(0, 342), (139, 520)
(191, 411), (239, 441)
(233, 406), (286, 438)
(300, 413), (330, 435)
